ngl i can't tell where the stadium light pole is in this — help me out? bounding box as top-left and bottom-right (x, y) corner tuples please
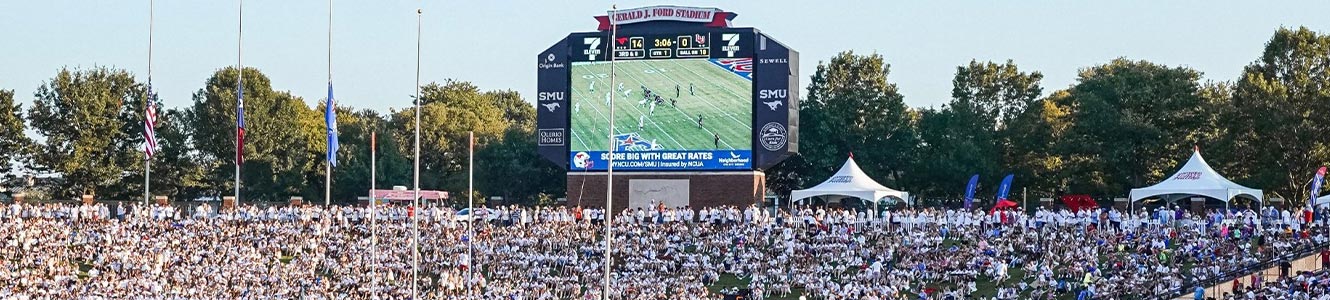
(325, 0), (333, 207)
(467, 131), (475, 299)
(370, 132), (378, 299)
(603, 5), (617, 299)
(411, 6), (422, 299)
(235, 0), (243, 206)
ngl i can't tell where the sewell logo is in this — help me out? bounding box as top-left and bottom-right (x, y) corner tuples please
(758, 58), (788, 64)
(1173, 171), (1202, 180)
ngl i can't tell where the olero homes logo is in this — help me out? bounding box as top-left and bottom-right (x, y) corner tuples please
(828, 176), (852, 183)
(1173, 171), (1202, 180)
(538, 129), (565, 146)
(759, 122), (787, 151)
(538, 53), (565, 70)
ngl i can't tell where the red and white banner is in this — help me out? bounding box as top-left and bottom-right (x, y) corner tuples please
(595, 6), (734, 30)
(372, 189), (449, 201)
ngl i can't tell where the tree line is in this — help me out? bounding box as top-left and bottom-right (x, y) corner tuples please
(0, 27), (1327, 206)
(0, 67), (562, 204)
(770, 27), (1330, 207)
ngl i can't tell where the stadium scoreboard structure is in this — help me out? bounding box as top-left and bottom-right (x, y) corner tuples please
(537, 6), (798, 208)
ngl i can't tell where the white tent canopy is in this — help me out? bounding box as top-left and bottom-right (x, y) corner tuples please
(1129, 149), (1263, 203)
(790, 156), (909, 205)
(1315, 194), (1330, 207)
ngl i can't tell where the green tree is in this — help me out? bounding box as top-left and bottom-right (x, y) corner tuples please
(1003, 90), (1075, 194)
(910, 60), (1044, 199)
(148, 108), (210, 199)
(389, 80), (508, 202)
(28, 67), (146, 198)
(488, 89), (535, 129)
(1057, 58), (1212, 195)
(477, 126), (565, 204)
(1229, 27), (1330, 202)
(323, 108), (399, 203)
(189, 67), (322, 201)
(799, 51), (917, 192)
(0, 89), (32, 176)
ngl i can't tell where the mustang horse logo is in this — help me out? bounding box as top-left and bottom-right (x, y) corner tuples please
(541, 102), (560, 112)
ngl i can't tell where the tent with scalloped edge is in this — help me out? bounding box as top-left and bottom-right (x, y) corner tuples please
(790, 155), (910, 208)
(1128, 148), (1263, 204)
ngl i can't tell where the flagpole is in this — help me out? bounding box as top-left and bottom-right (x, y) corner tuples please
(235, 0), (243, 204)
(603, 5), (617, 299)
(325, 0), (333, 207)
(411, 7), (422, 299)
(144, 0), (153, 207)
(369, 131), (378, 299)
(467, 131), (474, 299)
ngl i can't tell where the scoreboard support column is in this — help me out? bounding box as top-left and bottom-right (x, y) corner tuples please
(567, 171), (764, 210)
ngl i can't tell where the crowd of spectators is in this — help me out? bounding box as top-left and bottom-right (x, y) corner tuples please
(0, 201), (1325, 299)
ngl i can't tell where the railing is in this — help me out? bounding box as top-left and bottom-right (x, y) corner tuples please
(1142, 240), (1328, 300)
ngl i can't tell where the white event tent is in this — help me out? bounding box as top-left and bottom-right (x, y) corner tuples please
(790, 156), (909, 212)
(1129, 148), (1262, 208)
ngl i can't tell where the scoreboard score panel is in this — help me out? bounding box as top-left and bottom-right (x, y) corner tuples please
(571, 30), (755, 62)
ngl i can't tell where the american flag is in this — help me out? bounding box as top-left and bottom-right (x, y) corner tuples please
(143, 82), (158, 158)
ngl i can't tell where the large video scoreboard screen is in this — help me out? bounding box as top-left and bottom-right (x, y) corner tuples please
(567, 31), (755, 171)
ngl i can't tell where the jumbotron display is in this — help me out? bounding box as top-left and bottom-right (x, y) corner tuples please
(569, 56), (753, 170)
(537, 6), (798, 172)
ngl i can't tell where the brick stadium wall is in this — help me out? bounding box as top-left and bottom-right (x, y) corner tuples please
(566, 171), (764, 209)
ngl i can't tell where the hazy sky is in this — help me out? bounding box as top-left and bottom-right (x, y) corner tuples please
(2, 1), (1328, 113)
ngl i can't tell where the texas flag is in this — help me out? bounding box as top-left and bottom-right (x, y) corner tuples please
(236, 80), (245, 165)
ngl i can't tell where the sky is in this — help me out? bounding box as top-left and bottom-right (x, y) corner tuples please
(2, 1), (1329, 114)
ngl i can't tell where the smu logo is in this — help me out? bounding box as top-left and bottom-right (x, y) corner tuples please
(538, 92), (565, 101)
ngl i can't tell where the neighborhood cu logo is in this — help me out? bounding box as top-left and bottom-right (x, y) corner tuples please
(760, 122), (787, 151)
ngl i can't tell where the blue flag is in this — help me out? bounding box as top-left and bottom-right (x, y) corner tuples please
(963, 174), (979, 209)
(325, 82), (338, 167)
(996, 174), (1014, 201)
(1311, 166), (1326, 210)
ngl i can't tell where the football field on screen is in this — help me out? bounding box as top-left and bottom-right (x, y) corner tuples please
(568, 58), (752, 152)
